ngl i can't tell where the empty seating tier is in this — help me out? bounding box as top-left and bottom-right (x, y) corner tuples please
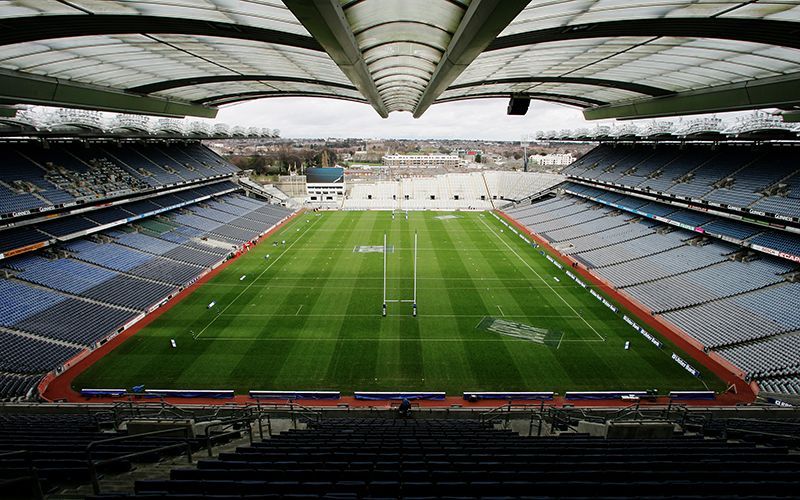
(0, 141), (238, 219)
(126, 418), (800, 499)
(562, 143), (800, 221)
(0, 189), (294, 399)
(504, 191), (799, 395)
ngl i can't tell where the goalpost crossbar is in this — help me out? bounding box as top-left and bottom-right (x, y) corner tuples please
(382, 230), (418, 317)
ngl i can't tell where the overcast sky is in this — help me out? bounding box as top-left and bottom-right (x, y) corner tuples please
(213, 97), (759, 141)
(215, 97), (613, 140)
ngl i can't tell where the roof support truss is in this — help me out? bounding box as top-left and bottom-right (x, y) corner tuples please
(412, 0), (529, 118)
(488, 18), (800, 52)
(446, 77), (672, 97)
(0, 69), (217, 118)
(284, 1), (389, 117)
(129, 75), (357, 95)
(0, 15), (321, 51)
(583, 73), (800, 120)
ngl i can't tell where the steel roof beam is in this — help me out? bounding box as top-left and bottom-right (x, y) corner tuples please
(0, 15), (322, 51)
(436, 92), (607, 108)
(197, 91), (368, 107)
(583, 73), (800, 120)
(0, 69), (216, 118)
(413, 0), (529, 118)
(488, 18), (800, 52)
(129, 75), (357, 94)
(285, 1), (389, 117)
(447, 76), (671, 97)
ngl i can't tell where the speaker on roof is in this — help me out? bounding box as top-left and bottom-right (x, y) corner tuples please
(507, 95), (530, 116)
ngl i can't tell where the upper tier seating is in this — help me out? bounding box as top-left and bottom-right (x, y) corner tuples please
(0, 141), (237, 218)
(563, 144), (800, 220)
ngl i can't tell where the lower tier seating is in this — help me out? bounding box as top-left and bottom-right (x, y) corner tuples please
(0, 192), (294, 400)
(505, 192), (800, 395)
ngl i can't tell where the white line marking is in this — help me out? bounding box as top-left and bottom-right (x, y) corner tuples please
(218, 313), (580, 319)
(497, 305), (505, 317)
(557, 332), (565, 350)
(479, 216), (605, 341)
(193, 216), (318, 340)
(196, 337), (605, 343)
(295, 305), (303, 316)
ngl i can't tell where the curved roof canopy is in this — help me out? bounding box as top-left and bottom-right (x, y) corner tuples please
(0, 0), (798, 120)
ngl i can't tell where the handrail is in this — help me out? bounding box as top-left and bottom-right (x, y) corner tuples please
(0, 450), (43, 500)
(87, 426), (194, 495)
(724, 417), (800, 428)
(287, 400), (323, 423)
(722, 427), (800, 442)
(479, 402), (512, 423)
(248, 401), (322, 427)
(203, 416), (256, 457)
(479, 402), (554, 435)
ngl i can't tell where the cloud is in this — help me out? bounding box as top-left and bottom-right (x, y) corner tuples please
(214, 97), (761, 140)
(214, 97), (603, 140)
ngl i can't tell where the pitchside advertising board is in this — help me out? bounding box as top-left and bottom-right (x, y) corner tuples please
(671, 352), (702, 378)
(623, 315), (663, 349)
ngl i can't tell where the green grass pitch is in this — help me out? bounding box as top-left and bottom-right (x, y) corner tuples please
(74, 211), (723, 395)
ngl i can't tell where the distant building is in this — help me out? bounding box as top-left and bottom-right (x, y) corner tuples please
(383, 154), (460, 168)
(306, 167), (345, 203)
(528, 153), (574, 167)
(464, 150), (483, 162)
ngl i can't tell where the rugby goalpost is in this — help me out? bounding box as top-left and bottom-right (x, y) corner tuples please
(382, 231), (418, 317)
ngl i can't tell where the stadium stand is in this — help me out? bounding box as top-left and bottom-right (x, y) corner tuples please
(0, 411), (222, 496)
(505, 182), (800, 396)
(0, 142), (237, 220)
(343, 171), (563, 210)
(0, 330), (82, 373)
(563, 144), (800, 222)
(0, 140), (295, 401)
(115, 418), (800, 499)
(1, 4), (800, 498)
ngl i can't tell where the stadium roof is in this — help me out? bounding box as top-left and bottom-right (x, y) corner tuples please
(0, 1), (798, 120)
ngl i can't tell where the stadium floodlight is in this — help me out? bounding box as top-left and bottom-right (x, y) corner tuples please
(520, 135), (531, 172)
(382, 230), (418, 317)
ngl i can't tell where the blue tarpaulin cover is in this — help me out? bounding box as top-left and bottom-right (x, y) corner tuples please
(463, 392), (554, 401)
(354, 392), (446, 401)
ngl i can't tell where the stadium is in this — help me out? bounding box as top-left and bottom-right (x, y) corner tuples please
(0, 1), (800, 498)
